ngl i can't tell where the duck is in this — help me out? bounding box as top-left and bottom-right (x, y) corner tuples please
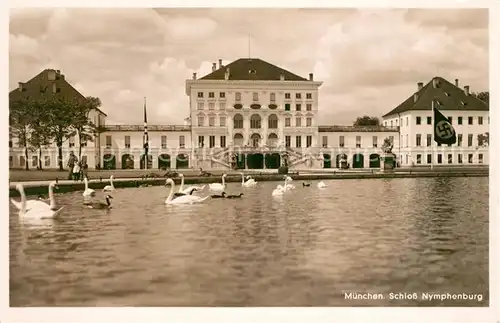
(210, 192), (227, 199)
(83, 177), (96, 197)
(13, 183), (65, 219)
(86, 195), (113, 209)
(226, 193), (244, 199)
(103, 175), (115, 191)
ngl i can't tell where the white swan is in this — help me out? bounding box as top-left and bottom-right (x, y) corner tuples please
(273, 177), (292, 196)
(317, 181), (328, 189)
(285, 176), (296, 189)
(165, 178), (210, 205)
(178, 173), (205, 194)
(11, 181), (60, 212)
(83, 177), (96, 197)
(245, 175), (256, 184)
(103, 175), (115, 191)
(13, 183), (64, 219)
(272, 185), (285, 196)
(241, 172), (257, 187)
(209, 173), (227, 191)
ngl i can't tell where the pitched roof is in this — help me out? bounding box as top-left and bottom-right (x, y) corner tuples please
(9, 69), (107, 116)
(382, 77), (489, 118)
(199, 58), (309, 81)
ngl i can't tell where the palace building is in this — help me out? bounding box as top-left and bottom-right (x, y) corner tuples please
(8, 59), (489, 171)
(382, 77), (489, 166)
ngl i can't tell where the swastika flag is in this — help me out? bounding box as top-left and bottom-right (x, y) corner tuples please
(433, 100), (457, 145)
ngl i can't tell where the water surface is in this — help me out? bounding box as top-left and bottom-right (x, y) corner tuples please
(9, 177), (489, 306)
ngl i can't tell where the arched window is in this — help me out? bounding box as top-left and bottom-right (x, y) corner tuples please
(268, 114), (278, 129)
(250, 114), (261, 129)
(233, 114), (243, 129)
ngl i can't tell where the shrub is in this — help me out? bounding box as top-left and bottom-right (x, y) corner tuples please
(277, 166), (288, 175)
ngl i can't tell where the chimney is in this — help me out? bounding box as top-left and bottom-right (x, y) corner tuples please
(309, 73), (313, 81)
(224, 67), (230, 80)
(464, 85), (470, 96)
(455, 79), (459, 87)
(60, 74), (65, 80)
(218, 59), (223, 69)
(192, 72), (197, 80)
(212, 63), (217, 72)
(417, 82), (423, 91)
(280, 71), (285, 81)
(47, 69), (56, 81)
(18, 82), (24, 92)
(432, 78), (438, 88)
(56, 69), (60, 75)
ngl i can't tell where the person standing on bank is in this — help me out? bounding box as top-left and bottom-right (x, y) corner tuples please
(82, 160), (89, 180)
(67, 152), (78, 180)
(73, 161), (82, 181)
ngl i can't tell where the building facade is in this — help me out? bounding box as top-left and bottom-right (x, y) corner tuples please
(9, 63), (489, 171)
(382, 77), (489, 167)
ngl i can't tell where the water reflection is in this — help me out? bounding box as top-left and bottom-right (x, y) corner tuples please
(9, 177), (489, 306)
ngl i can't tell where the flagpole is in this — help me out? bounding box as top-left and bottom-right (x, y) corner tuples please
(431, 99), (434, 170)
(144, 97), (148, 170)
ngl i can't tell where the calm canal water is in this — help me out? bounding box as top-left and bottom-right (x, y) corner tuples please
(9, 177), (489, 306)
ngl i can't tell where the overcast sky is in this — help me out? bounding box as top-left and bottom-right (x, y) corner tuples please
(9, 8), (488, 125)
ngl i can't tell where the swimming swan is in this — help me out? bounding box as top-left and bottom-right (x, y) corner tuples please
(103, 175), (115, 191)
(83, 177), (96, 197)
(272, 177), (292, 196)
(285, 176), (296, 189)
(13, 183), (64, 219)
(165, 178), (210, 205)
(178, 174), (205, 193)
(209, 174), (227, 191)
(241, 173), (257, 187)
(11, 181), (61, 212)
(245, 175), (256, 184)
(317, 181), (328, 189)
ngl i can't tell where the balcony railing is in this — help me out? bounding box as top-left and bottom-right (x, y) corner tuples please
(104, 125), (191, 132)
(318, 125), (400, 132)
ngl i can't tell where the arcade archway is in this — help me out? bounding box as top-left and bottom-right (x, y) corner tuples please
(265, 153), (281, 169)
(121, 154), (134, 169)
(247, 153), (264, 169)
(158, 154), (171, 170)
(103, 154), (116, 170)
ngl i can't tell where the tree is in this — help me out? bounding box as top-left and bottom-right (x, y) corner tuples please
(27, 101), (53, 170)
(353, 115), (381, 126)
(381, 137), (394, 153)
(72, 96), (102, 160)
(9, 96), (34, 170)
(471, 91), (489, 104)
(43, 96), (81, 170)
(478, 132), (489, 147)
